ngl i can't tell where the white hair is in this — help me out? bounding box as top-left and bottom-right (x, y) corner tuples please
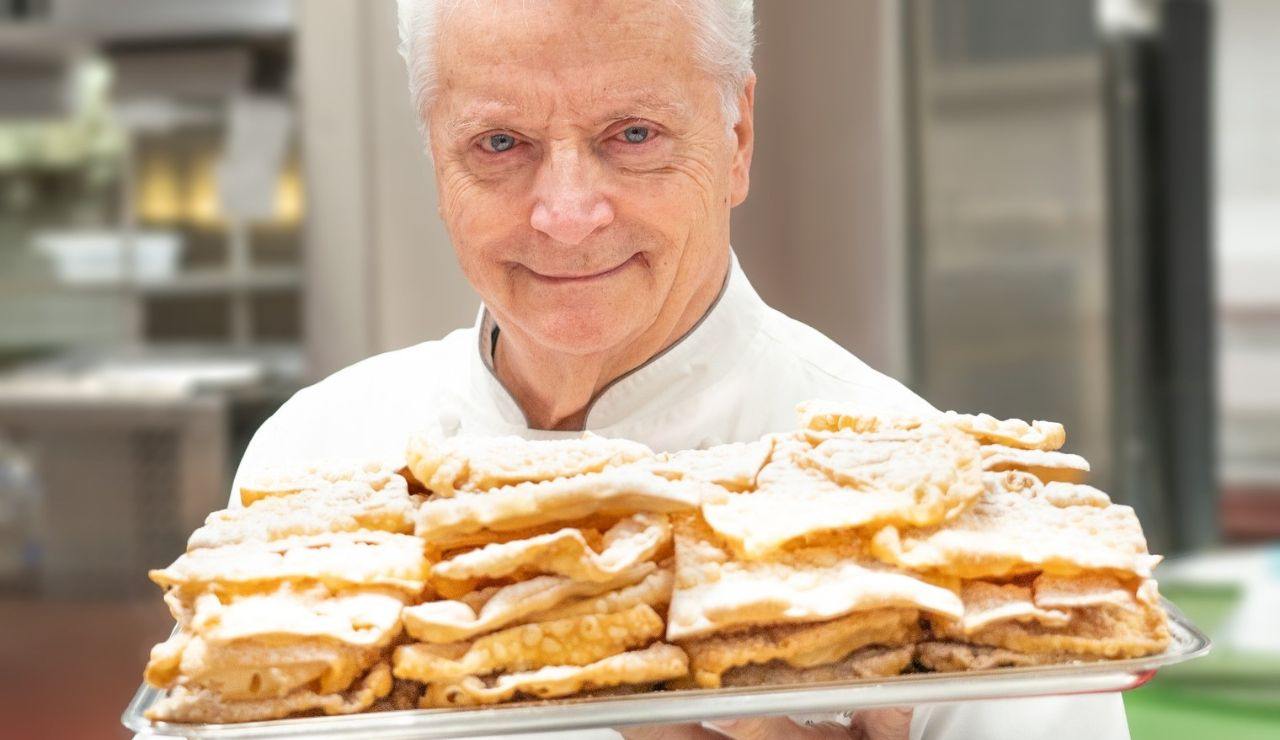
(395, 0), (755, 140)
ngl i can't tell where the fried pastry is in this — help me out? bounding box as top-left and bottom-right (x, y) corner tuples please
(527, 566), (674, 623)
(721, 644), (915, 687)
(869, 472), (1160, 579)
(414, 467), (716, 545)
(407, 431), (653, 497)
(181, 583), (406, 647)
(402, 565), (656, 643)
(701, 427), (983, 558)
(680, 607), (922, 688)
(978, 445), (1090, 484)
(952, 580), (1070, 634)
(915, 642), (1076, 672)
(667, 517), (962, 641)
(189, 479), (417, 549)
(948, 601), (1170, 659)
(940, 412), (1066, 451)
(146, 661), (392, 723)
(431, 513), (670, 583)
(146, 630), (383, 700)
(420, 643), (688, 707)
(150, 531), (430, 595)
(238, 459), (406, 507)
(646, 438), (776, 492)
(393, 604), (666, 683)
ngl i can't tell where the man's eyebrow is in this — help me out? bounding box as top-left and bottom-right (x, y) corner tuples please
(444, 102), (522, 139)
(443, 94), (692, 139)
(593, 94), (692, 123)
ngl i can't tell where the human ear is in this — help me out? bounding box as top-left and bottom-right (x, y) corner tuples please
(728, 72), (756, 208)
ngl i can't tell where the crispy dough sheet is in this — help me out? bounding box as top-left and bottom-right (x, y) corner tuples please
(942, 600), (1171, 659)
(645, 438), (775, 492)
(432, 513), (670, 583)
(406, 431), (653, 496)
(928, 573), (1167, 658)
(870, 471), (1161, 580)
(402, 564), (656, 643)
(667, 516), (962, 641)
(414, 467), (716, 545)
(701, 428), (983, 558)
(796, 402), (1067, 452)
(393, 604), (665, 683)
(721, 644), (915, 687)
(794, 401), (928, 435)
(954, 580), (1070, 634)
(1033, 572), (1140, 611)
(526, 567), (673, 623)
(420, 643), (689, 707)
(180, 583), (406, 647)
(150, 531), (430, 595)
(190, 480), (417, 549)
(915, 642), (1085, 672)
(239, 459), (405, 507)
(940, 412), (1066, 451)
(979, 444), (1090, 484)
(146, 630), (384, 700)
(145, 661), (392, 723)
(680, 607), (922, 688)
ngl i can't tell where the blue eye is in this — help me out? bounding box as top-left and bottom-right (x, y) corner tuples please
(487, 133), (516, 152)
(621, 125), (650, 144)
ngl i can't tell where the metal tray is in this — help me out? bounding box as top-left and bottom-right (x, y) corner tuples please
(123, 599), (1210, 739)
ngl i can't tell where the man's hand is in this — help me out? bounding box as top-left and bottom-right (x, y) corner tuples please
(619, 708), (912, 740)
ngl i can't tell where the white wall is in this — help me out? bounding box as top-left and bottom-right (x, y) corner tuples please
(1214, 0), (1280, 485)
(733, 0), (909, 380)
(296, 0), (477, 380)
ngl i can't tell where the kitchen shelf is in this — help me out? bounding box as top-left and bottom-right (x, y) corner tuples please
(0, 267), (301, 295)
(135, 268), (301, 295)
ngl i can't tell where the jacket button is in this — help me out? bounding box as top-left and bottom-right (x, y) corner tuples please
(438, 411), (462, 436)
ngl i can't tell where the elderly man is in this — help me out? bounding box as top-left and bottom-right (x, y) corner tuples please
(234, 0), (1132, 738)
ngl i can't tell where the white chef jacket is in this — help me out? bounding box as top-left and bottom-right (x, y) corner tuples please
(230, 251), (1131, 740)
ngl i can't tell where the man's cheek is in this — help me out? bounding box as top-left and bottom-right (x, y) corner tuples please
(633, 170), (717, 225)
(452, 192), (521, 253)
(440, 159), (530, 218)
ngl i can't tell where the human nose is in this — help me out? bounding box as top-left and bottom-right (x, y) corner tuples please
(529, 143), (614, 245)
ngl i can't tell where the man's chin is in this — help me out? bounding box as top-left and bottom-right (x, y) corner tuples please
(519, 314), (641, 358)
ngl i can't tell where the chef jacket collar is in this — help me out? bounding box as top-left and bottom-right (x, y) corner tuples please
(471, 249), (764, 431)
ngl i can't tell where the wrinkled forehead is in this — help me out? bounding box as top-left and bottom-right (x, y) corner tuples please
(431, 0), (711, 134)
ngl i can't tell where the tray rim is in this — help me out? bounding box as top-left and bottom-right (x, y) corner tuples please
(123, 598), (1211, 739)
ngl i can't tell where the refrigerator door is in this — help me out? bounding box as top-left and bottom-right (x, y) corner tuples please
(904, 0), (1115, 490)
(903, 0), (1216, 553)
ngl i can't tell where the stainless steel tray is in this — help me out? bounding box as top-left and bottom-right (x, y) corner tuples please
(123, 599), (1210, 739)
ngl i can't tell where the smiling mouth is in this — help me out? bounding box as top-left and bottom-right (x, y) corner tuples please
(528, 254), (640, 282)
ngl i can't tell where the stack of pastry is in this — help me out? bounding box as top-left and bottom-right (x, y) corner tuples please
(665, 413), (982, 687)
(392, 433), (716, 707)
(138, 402), (1172, 723)
(666, 402), (1168, 687)
(859, 409), (1171, 672)
(143, 460), (429, 722)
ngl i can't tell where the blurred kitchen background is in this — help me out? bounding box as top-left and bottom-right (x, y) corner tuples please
(0, 0), (1275, 737)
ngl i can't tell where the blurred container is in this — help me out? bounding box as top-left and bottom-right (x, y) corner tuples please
(1150, 549), (1280, 707)
(0, 436), (42, 590)
(33, 229), (182, 284)
(0, 395), (226, 598)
